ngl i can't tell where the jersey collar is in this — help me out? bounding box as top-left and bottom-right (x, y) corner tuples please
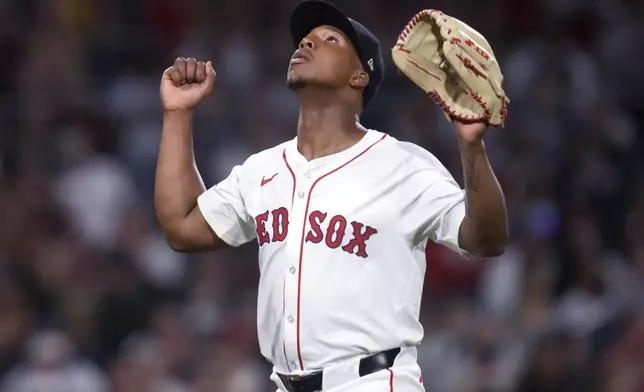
(285, 129), (382, 173)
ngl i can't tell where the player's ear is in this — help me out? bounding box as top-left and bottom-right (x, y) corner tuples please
(350, 71), (369, 89)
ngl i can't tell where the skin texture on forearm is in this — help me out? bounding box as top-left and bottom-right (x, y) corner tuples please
(154, 110), (224, 251)
(456, 138), (508, 256)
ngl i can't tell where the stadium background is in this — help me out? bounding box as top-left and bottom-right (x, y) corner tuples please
(1, 0), (644, 390)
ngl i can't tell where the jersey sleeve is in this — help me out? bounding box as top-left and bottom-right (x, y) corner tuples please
(396, 143), (468, 255)
(197, 163), (256, 247)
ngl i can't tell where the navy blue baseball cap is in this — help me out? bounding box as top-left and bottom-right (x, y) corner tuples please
(289, 0), (384, 108)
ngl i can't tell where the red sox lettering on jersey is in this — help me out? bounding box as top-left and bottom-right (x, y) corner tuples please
(197, 129), (469, 376)
(255, 208), (378, 257)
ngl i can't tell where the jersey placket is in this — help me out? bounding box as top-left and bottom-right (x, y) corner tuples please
(282, 159), (316, 371)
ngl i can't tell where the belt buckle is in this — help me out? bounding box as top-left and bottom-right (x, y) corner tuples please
(283, 373), (321, 392)
(284, 377), (293, 392)
(284, 374), (302, 392)
(282, 375), (295, 392)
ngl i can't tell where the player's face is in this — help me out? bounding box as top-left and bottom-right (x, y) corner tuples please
(287, 25), (362, 91)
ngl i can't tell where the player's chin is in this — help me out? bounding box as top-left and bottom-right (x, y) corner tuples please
(286, 71), (310, 90)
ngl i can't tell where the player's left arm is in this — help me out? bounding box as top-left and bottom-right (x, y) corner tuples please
(454, 120), (508, 257)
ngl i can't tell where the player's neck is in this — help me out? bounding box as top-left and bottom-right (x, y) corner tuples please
(296, 100), (365, 161)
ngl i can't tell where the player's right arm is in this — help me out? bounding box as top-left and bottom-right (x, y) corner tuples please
(155, 57), (226, 252)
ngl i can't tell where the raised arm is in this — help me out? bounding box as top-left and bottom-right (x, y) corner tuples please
(155, 57), (227, 252)
(454, 121), (508, 257)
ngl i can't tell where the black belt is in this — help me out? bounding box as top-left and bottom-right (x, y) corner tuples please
(278, 347), (401, 392)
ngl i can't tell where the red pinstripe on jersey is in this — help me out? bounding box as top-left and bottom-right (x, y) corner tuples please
(284, 133), (387, 370)
(282, 278), (291, 371)
(282, 149), (296, 207)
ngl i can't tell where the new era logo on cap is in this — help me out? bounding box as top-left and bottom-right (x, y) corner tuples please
(367, 58), (374, 71)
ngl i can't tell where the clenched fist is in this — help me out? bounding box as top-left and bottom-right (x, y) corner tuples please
(161, 57), (216, 112)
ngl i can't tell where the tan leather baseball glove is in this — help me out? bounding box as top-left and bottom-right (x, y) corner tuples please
(392, 10), (509, 126)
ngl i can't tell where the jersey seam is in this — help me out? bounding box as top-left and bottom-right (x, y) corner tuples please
(294, 133), (387, 371)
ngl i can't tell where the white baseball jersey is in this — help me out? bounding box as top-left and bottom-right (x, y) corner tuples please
(198, 129), (467, 374)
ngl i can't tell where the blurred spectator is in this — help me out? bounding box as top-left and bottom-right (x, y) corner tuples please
(515, 332), (595, 392)
(2, 330), (108, 392)
(600, 313), (644, 392)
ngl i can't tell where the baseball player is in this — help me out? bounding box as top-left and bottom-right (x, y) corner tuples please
(155, 1), (508, 391)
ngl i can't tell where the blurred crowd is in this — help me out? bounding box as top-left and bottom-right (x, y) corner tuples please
(1, 0), (644, 391)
